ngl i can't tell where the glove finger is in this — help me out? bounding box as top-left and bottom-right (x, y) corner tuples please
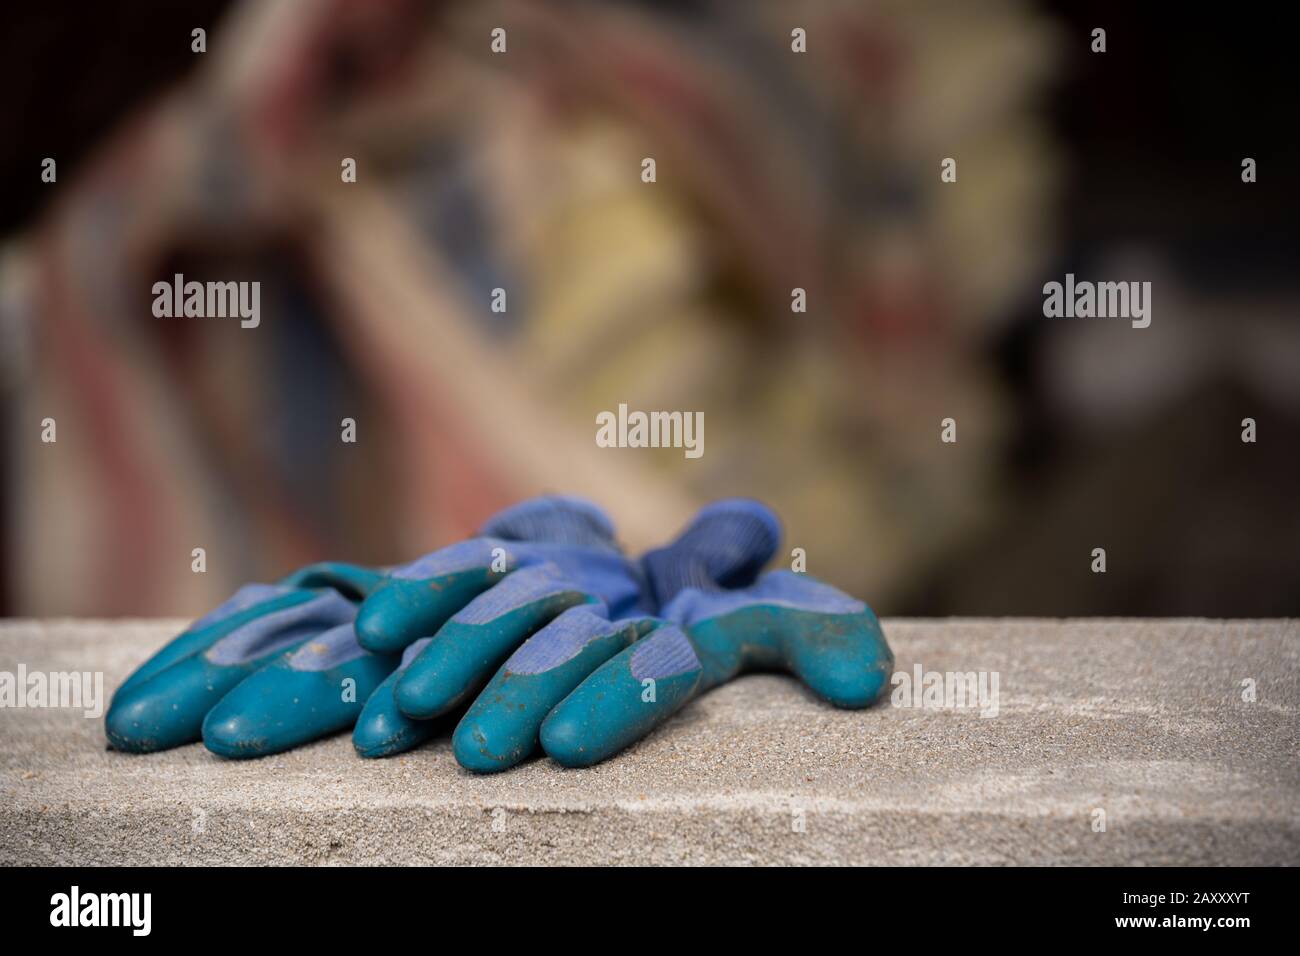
(539, 621), (704, 768)
(451, 608), (650, 772)
(357, 498), (642, 761)
(666, 570), (893, 708)
(354, 539), (513, 654)
(357, 496), (638, 655)
(279, 561), (388, 599)
(353, 637), (446, 758)
(203, 623), (399, 758)
(104, 588), (357, 753)
(113, 584), (308, 702)
(395, 563), (600, 721)
(641, 498), (781, 608)
(479, 495), (617, 549)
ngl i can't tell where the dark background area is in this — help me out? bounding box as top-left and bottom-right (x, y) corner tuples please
(911, 2), (1300, 614)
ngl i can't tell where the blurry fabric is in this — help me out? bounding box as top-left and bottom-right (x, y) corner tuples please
(3, 0), (1060, 616)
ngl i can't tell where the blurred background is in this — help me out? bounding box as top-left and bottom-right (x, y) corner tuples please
(1, 0), (1296, 619)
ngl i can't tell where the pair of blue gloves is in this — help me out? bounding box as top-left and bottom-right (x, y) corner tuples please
(105, 497), (893, 771)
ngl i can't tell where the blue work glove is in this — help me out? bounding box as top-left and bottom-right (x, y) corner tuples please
(104, 562), (386, 753)
(350, 497), (775, 757)
(450, 502), (893, 771)
(108, 496), (665, 759)
(200, 496), (658, 758)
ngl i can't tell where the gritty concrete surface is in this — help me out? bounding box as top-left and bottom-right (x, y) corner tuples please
(0, 618), (1297, 866)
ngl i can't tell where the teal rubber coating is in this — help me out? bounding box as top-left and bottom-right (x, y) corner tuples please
(441, 498), (784, 772)
(539, 622), (704, 768)
(202, 623), (400, 758)
(108, 648), (276, 754)
(451, 608), (650, 772)
(353, 638), (436, 758)
(662, 570), (892, 707)
(532, 570), (893, 769)
(109, 497), (865, 769)
(394, 564), (601, 720)
(104, 585), (361, 753)
(110, 584), (305, 704)
(108, 497), (633, 759)
(370, 497), (783, 763)
(354, 570), (501, 655)
(279, 561), (388, 600)
(354, 497), (649, 659)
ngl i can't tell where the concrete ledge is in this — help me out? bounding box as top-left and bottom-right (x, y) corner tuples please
(1, 619), (1296, 865)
